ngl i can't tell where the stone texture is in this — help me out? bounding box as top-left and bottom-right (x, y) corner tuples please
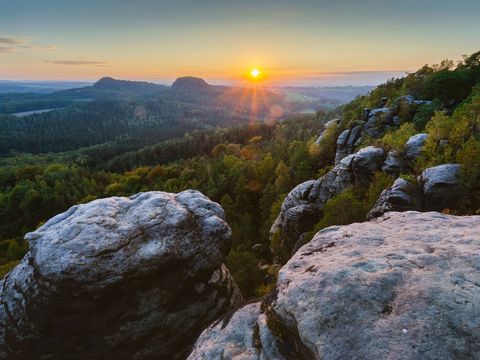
(364, 107), (392, 137)
(382, 150), (405, 176)
(187, 302), (288, 360)
(420, 164), (463, 211)
(0, 190), (242, 360)
(271, 146), (385, 256)
(367, 178), (422, 219)
(198, 212), (480, 360)
(315, 118), (340, 145)
(334, 124), (364, 165)
(405, 133), (428, 159)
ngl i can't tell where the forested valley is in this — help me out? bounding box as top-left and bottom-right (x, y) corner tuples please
(1, 51), (480, 299)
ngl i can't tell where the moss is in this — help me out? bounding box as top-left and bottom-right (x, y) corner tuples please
(0, 260), (19, 278)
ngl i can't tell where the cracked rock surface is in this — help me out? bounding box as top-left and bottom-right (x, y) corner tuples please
(0, 190), (242, 360)
(192, 212), (480, 360)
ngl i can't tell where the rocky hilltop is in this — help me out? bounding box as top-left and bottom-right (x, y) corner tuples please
(1, 188), (479, 359)
(190, 212), (480, 360)
(172, 76), (211, 92)
(0, 190), (242, 359)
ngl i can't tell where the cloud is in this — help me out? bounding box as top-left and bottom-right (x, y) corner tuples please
(0, 37), (26, 45)
(0, 46), (18, 53)
(0, 36), (58, 54)
(45, 60), (110, 67)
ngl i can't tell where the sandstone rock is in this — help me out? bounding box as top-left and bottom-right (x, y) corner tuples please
(0, 190), (242, 360)
(202, 212), (480, 360)
(334, 124), (364, 164)
(364, 107), (392, 137)
(315, 118), (340, 145)
(367, 178), (422, 219)
(382, 150), (405, 176)
(188, 302), (288, 360)
(405, 133), (428, 159)
(420, 164), (463, 211)
(351, 146), (386, 187)
(271, 147), (385, 256)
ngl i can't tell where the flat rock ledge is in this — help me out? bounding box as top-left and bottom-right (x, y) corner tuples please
(191, 212), (480, 360)
(0, 190), (242, 360)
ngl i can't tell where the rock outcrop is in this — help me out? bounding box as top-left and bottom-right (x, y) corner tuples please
(367, 178), (422, 219)
(0, 190), (242, 360)
(420, 164), (463, 211)
(315, 118), (340, 145)
(271, 146), (385, 256)
(172, 76), (210, 92)
(369, 164), (463, 219)
(405, 133), (428, 159)
(382, 150), (405, 176)
(192, 212), (480, 360)
(334, 123), (363, 164)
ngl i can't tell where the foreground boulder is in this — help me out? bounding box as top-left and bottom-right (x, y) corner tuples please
(192, 212), (480, 360)
(0, 190), (242, 360)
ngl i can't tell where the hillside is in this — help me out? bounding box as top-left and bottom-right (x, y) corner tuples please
(0, 50), (479, 296)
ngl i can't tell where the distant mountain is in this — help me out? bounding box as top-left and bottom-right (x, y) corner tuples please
(172, 76), (211, 92)
(92, 77), (167, 94)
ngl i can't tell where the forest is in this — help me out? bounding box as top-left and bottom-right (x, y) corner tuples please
(1, 51), (479, 298)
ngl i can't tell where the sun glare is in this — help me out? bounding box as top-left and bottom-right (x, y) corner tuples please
(250, 68), (260, 78)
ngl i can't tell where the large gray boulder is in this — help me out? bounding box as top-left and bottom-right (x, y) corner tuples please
(271, 146), (385, 257)
(0, 190), (242, 360)
(420, 164), (463, 211)
(367, 178), (422, 219)
(405, 133), (428, 159)
(194, 212), (480, 360)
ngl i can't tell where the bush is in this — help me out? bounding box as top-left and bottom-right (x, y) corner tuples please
(381, 122), (417, 152)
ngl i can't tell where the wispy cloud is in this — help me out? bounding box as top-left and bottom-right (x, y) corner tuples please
(0, 36), (58, 54)
(45, 60), (110, 67)
(0, 46), (18, 53)
(0, 37), (27, 45)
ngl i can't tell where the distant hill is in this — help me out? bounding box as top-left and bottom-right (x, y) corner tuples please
(92, 77), (167, 94)
(172, 76), (211, 92)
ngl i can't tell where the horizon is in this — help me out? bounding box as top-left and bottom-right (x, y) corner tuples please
(1, 0), (479, 86)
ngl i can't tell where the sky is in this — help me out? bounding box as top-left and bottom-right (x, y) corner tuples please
(0, 0), (479, 86)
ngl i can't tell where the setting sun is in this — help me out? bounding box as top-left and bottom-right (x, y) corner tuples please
(250, 68), (261, 78)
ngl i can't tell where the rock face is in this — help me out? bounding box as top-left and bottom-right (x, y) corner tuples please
(405, 133), (428, 159)
(420, 164), (463, 211)
(382, 150), (405, 176)
(369, 164), (463, 219)
(193, 212), (480, 360)
(364, 107), (392, 137)
(315, 118), (340, 145)
(271, 146), (385, 256)
(334, 124), (364, 164)
(0, 190), (242, 360)
(367, 178), (422, 219)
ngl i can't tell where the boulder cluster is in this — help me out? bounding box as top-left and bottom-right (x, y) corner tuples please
(271, 94), (463, 258)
